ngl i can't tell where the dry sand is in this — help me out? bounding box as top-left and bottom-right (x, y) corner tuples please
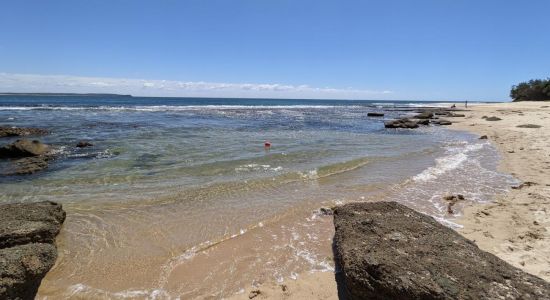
(229, 101), (550, 299)
(451, 101), (550, 281)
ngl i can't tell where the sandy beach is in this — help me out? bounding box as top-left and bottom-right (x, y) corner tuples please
(451, 101), (550, 281)
(231, 101), (550, 299)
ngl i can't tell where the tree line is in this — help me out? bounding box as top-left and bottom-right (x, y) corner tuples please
(510, 78), (550, 101)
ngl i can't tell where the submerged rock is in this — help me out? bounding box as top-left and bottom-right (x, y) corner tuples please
(0, 139), (50, 159)
(333, 202), (550, 300)
(76, 140), (93, 148)
(0, 127), (49, 138)
(384, 118), (419, 129)
(0, 201), (65, 300)
(367, 112), (384, 117)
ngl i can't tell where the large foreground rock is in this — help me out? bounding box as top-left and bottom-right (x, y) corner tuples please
(0, 201), (65, 300)
(333, 202), (550, 300)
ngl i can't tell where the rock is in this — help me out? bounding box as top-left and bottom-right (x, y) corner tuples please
(76, 141), (93, 148)
(319, 207), (334, 216)
(0, 127), (49, 138)
(248, 289), (261, 299)
(485, 116), (502, 121)
(0, 201), (66, 248)
(443, 194), (465, 214)
(512, 181), (538, 190)
(479, 135), (488, 139)
(415, 111), (434, 119)
(333, 202), (550, 300)
(0, 139), (50, 158)
(447, 113), (465, 117)
(432, 119), (452, 126)
(516, 124), (542, 128)
(415, 119), (430, 126)
(0, 201), (65, 300)
(367, 112), (384, 117)
(0, 243), (57, 300)
(384, 118), (419, 129)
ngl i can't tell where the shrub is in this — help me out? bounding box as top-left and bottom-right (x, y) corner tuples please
(510, 78), (550, 101)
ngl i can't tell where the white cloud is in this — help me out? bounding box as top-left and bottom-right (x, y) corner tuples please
(0, 72), (394, 99)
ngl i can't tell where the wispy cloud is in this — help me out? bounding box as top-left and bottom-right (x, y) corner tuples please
(0, 73), (393, 99)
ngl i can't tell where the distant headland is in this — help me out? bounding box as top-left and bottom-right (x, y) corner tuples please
(0, 93), (133, 97)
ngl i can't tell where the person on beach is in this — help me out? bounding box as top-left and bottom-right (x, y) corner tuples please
(465, 100), (468, 108)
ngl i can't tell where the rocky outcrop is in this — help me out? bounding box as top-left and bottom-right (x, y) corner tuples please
(333, 202), (550, 300)
(414, 111), (434, 119)
(0, 140), (52, 176)
(384, 118), (420, 129)
(0, 140), (50, 159)
(0, 127), (49, 138)
(0, 201), (65, 300)
(432, 119), (452, 126)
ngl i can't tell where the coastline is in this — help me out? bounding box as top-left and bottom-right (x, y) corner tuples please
(230, 101), (550, 299)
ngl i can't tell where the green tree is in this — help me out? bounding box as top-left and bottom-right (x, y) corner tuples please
(510, 78), (550, 101)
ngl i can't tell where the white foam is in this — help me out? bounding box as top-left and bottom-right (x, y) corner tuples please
(67, 283), (173, 300)
(413, 143), (484, 182)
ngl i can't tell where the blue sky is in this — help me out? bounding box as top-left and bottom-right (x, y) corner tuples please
(1, 0), (548, 101)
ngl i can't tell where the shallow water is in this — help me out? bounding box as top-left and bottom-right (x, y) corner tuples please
(0, 96), (515, 299)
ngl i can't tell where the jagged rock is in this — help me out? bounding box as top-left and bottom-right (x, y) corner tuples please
(333, 202), (550, 300)
(0, 243), (57, 300)
(76, 141), (93, 148)
(0, 139), (50, 159)
(0, 201), (66, 248)
(384, 118), (419, 129)
(0, 201), (65, 300)
(319, 207), (334, 216)
(415, 111), (434, 119)
(367, 112), (384, 117)
(0, 127), (49, 138)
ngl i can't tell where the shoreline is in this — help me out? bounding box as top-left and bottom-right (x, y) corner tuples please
(231, 101), (550, 299)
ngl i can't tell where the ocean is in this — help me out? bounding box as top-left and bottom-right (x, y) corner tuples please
(0, 96), (515, 299)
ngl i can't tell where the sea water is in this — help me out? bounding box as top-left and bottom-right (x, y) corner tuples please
(0, 96), (515, 299)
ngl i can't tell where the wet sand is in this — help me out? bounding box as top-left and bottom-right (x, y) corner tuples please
(235, 101), (550, 299)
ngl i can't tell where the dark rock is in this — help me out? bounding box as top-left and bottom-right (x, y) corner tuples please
(333, 202), (550, 300)
(319, 207), (334, 216)
(0, 139), (50, 159)
(0, 201), (66, 249)
(248, 289), (261, 299)
(447, 113), (465, 117)
(0, 127), (49, 138)
(443, 194), (465, 214)
(384, 118), (419, 129)
(0, 243), (57, 300)
(367, 112), (384, 117)
(432, 119), (452, 126)
(516, 124), (542, 128)
(76, 141), (93, 148)
(415, 111), (434, 119)
(485, 116), (502, 121)
(479, 135), (488, 139)
(512, 181), (538, 190)
(8, 157), (50, 176)
(415, 119), (430, 126)
(0, 201), (65, 300)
